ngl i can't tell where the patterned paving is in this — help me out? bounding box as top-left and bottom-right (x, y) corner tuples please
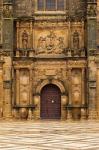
(0, 120), (99, 150)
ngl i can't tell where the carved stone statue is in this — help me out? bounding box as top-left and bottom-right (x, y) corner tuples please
(22, 30), (28, 49)
(73, 30), (79, 49)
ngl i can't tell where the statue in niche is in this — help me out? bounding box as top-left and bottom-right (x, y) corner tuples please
(22, 30), (28, 49)
(73, 30), (79, 49)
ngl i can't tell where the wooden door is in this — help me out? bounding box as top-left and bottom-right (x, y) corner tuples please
(41, 84), (61, 119)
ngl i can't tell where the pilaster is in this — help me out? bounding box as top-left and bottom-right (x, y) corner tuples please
(3, 0), (13, 118)
(87, 0), (97, 119)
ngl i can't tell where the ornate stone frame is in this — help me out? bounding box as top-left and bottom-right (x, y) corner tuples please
(33, 79), (68, 120)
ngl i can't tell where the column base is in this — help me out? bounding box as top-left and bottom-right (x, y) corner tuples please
(67, 110), (72, 120)
(88, 109), (98, 120)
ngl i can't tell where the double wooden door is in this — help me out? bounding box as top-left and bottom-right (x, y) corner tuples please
(41, 84), (61, 119)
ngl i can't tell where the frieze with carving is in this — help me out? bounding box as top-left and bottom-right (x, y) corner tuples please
(68, 60), (87, 68)
(37, 30), (65, 55)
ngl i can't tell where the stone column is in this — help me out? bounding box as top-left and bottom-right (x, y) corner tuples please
(67, 68), (72, 120)
(3, 57), (12, 119)
(82, 68), (85, 105)
(33, 95), (40, 119)
(87, 1), (97, 119)
(3, 0), (13, 119)
(96, 68), (99, 117)
(0, 61), (4, 118)
(28, 69), (33, 120)
(68, 68), (72, 105)
(81, 68), (87, 119)
(29, 69), (33, 105)
(16, 69), (20, 105)
(16, 22), (20, 57)
(61, 95), (67, 120)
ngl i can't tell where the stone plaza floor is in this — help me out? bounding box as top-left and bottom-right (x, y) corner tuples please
(0, 120), (99, 150)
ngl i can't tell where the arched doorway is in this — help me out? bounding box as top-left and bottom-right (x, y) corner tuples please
(40, 84), (61, 119)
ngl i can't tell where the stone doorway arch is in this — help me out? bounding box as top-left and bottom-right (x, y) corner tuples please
(40, 84), (61, 119)
(34, 79), (68, 120)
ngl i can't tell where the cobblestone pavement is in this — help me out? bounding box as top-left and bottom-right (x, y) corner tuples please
(0, 120), (99, 150)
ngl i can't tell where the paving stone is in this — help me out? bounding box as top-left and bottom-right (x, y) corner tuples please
(0, 121), (99, 149)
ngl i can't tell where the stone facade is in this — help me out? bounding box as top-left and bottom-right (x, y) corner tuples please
(0, 0), (98, 120)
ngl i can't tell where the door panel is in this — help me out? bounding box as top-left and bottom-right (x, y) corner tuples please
(41, 84), (61, 119)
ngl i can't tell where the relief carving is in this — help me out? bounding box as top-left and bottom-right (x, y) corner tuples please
(3, 4), (13, 18)
(37, 30), (65, 55)
(87, 4), (96, 17)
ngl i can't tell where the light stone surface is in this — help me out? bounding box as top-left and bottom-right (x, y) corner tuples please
(0, 121), (99, 150)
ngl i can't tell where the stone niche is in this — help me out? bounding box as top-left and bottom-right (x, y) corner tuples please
(13, 68), (31, 119)
(16, 21), (32, 49)
(71, 68), (83, 120)
(19, 69), (30, 106)
(71, 69), (82, 106)
(15, 69), (30, 106)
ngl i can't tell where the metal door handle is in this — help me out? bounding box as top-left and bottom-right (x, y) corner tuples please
(52, 100), (55, 103)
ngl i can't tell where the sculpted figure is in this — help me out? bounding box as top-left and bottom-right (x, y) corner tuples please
(46, 30), (56, 53)
(37, 37), (46, 54)
(54, 37), (65, 54)
(73, 30), (79, 49)
(22, 30), (28, 49)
